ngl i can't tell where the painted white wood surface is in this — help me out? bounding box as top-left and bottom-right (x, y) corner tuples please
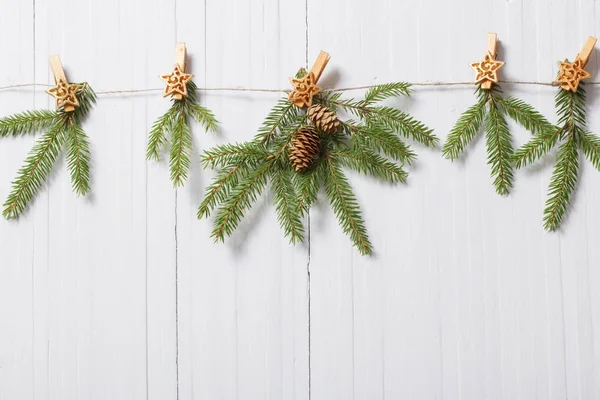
(0, 0), (599, 399)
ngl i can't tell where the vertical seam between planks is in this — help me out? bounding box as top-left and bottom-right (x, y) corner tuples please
(305, 2), (312, 400)
(32, 0), (37, 396)
(175, 190), (180, 400)
(174, 1), (181, 399)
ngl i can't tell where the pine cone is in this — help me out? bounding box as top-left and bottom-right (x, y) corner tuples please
(289, 126), (321, 172)
(307, 104), (341, 134)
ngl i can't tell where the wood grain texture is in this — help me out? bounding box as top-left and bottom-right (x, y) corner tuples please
(0, 0), (599, 399)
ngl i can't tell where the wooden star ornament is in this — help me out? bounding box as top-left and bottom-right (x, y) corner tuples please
(161, 63), (193, 99)
(556, 59), (591, 92)
(289, 71), (322, 108)
(46, 79), (81, 111)
(471, 51), (505, 87)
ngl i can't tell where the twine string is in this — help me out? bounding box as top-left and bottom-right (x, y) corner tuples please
(0, 80), (597, 95)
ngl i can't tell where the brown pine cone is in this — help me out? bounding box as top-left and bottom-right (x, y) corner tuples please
(289, 126), (321, 172)
(307, 104), (341, 134)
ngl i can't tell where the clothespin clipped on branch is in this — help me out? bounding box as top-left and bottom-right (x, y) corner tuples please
(289, 50), (331, 108)
(556, 36), (597, 92)
(46, 55), (81, 112)
(161, 42), (194, 100)
(470, 33), (505, 90)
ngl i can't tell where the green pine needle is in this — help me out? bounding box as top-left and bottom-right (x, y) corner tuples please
(512, 126), (562, 169)
(147, 107), (175, 161)
(198, 164), (248, 219)
(256, 98), (300, 143)
(345, 121), (416, 165)
(323, 157), (372, 255)
(169, 110), (192, 187)
(293, 163), (323, 217)
(485, 101), (513, 195)
(363, 82), (412, 105)
(201, 141), (266, 169)
(333, 147), (408, 183)
(65, 122), (91, 196)
(578, 131), (600, 172)
(190, 104), (218, 132)
(0, 110), (59, 137)
(3, 121), (67, 219)
(442, 97), (486, 160)
(271, 167), (305, 243)
(147, 80), (218, 186)
(497, 96), (555, 135)
(543, 136), (579, 231)
(211, 162), (271, 241)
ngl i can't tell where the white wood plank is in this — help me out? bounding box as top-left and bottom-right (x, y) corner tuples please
(30, 0), (170, 398)
(174, 0), (309, 399)
(0, 2), (35, 399)
(0, 0), (600, 399)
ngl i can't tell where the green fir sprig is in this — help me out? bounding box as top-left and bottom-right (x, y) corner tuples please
(147, 80), (218, 187)
(199, 79), (437, 255)
(442, 85), (553, 195)
(0, 83), (96, 219)
(513, 84), (600, 231)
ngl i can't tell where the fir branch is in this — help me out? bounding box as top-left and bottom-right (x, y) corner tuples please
(190, 104), (218, 132)
(442, 97), (487, 160)
(70, 83), (97, 123)
(211, 161), (271, 241)
(512, 125), (562, 169)
(323, 156), (372, 255)
(485, 101), (513, 195)
(332, 147), (408, 183)
(322, 96), (438, 147)
(578, 131), (600, 172)
(256, 98), (300, 143)
(369, 107), (438, 147)
(147, 107), (175, 161)
(363, 82), (412, 105)
(197, 163), (250, 219)
(65, 122), (91, 196)
(556, 84), (586, 129)
(293, 163), (323, 217)
(497, 96), (555, 135)
(169, 110), (192, 187)
(201, 141), (266, 169)
(271, 167), (305, 243)
(3, 120), (66, 219)
(0, 110), (59, 138)
(543, 136), (579, 231)
(344, 121), (416, 165)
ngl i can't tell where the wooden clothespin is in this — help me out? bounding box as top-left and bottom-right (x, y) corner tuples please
(161, 42), (194, 100)
(556, 36), (597, 92)
(470, 33), (505, 89)
(289, 50), (331, 108)
(46, 55), (80, 112)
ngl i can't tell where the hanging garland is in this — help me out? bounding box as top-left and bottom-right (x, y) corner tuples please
(0, 35), (598, 255)
(198, 51), (437, 255)
(442, 34), (553, 195)
(0, 56), (96, 219)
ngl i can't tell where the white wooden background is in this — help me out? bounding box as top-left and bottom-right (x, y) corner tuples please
(1, 0), (600, 398)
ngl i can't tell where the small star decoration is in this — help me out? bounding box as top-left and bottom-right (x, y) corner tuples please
(470, 51), (505, 86)
(289, 71), (322, 108)
(556, 59), (591, 92)
(46, 79), (81, 111)
(161, 63), (193, 99)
